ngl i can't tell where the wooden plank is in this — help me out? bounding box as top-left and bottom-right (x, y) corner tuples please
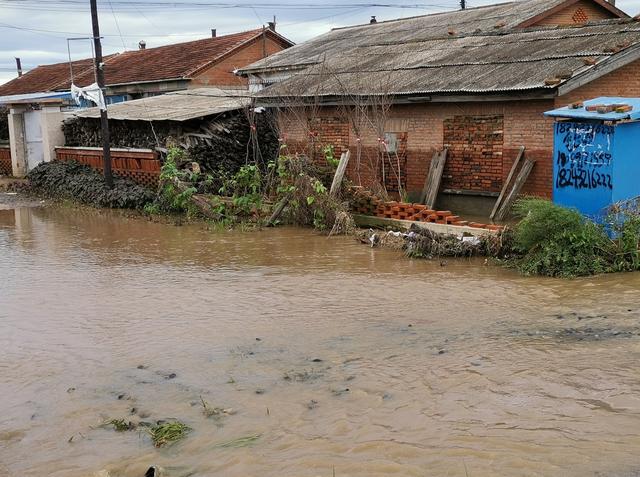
(422, 148), (448, 208)
(329, 150), (351, 197)
(490, 146), (525, 221)
(352, 214), (495, 237)
(494, 159), (536, 222)
(267, 193), (291, 226)
(419, 150), (440, 204)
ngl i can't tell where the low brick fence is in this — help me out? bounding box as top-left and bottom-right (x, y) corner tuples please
(55, 146), (161, 189)
(0, 145), (11, 176)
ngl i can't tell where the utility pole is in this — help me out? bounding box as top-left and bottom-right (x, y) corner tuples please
(89, 0), (113, 188)
(461, 0), (466, 9)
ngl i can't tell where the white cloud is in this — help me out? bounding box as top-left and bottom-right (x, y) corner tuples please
(1, 0), (639, 86)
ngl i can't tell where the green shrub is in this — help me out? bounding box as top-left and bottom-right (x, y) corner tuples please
(608, 211), (640, 272)
(512, 198), (612, 277)
(28, 161), (153, 209)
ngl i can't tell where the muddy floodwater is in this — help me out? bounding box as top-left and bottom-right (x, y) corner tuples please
(2, 195), (640, 477)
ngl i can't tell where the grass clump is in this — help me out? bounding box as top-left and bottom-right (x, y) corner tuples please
(147, 421), (191, 447)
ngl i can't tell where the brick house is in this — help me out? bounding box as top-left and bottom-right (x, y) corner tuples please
(0, 27), (293, 177)
(238, 0), (639, 212)
(0, 27), (294, 101)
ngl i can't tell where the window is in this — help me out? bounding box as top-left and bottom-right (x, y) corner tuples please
(384, 132), (398, 153)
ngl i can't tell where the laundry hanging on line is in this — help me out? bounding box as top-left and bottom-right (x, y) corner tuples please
(70, 83), (106, 111)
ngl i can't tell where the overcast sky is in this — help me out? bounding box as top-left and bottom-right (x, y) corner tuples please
(1, 0), (639, 86)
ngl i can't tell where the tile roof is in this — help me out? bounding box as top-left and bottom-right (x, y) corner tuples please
(0, 28), (293, 96)
(0, 57), (108, 96)
(252, 19), (640, 99)
(75, 28), (292, 87)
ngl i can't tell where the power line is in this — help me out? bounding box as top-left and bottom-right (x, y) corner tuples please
(107, 0), (127, 50)
(0, 0), (456, 11)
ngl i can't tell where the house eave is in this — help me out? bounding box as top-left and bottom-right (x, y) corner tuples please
(253, 89), (557, 107)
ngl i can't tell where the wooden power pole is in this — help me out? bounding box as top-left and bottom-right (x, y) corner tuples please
(89, 0), (113, 188)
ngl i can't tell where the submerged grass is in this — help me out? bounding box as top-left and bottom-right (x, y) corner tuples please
(215, 434), (261, 448)
(147, 421), (191, 447)
(104, 418), (135, 432)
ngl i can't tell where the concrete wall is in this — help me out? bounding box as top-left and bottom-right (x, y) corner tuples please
(7, 104), (66, 177)
(8, 106), (27, 177)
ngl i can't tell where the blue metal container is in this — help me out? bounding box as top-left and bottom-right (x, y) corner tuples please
(545, 97), (640, 219)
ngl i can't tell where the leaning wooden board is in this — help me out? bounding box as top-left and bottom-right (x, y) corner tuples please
(490, 146), (525, 221)
(419, 148), (448, 207)
(494, 159), (536, 222)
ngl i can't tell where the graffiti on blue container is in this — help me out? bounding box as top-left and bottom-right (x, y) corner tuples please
(555, 122), (613, 190)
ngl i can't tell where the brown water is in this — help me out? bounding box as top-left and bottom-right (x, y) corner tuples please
(2, 195), (640, 477)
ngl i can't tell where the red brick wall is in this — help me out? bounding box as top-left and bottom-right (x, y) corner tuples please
(191, 36), (288, 88)
(278, 100), (555, 199)
(443, 115), (504, 193)
(533, 0), (617, 26)
(55, 147), (160, 189)
(0, 146), (11, 175)
(557, 59), (640, 105)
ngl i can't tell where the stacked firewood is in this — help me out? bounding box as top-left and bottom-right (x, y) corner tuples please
(62, 111), (279, 174)
(0, 106), (8, 142)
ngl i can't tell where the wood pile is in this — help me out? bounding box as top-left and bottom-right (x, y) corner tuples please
(62, 111), (279, 174)
(0, 106), (8, 141)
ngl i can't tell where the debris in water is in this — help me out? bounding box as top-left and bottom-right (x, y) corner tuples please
(283, 369), (322, 382)
(67, 387), (76, 393)
(147, 421), (191, 447)
(332, 388), (350, 396)
(307, 400), (319, 410)
(200, 396), (235, 418)
(215, 434), (261, 448)
(103, 418), (136, 432)
(255, 388), (265, 395)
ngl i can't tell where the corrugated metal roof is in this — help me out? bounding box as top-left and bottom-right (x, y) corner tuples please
(545, 96), (640, 120)
(252, 20), (640, 98)
(239, 0), (624, 75)
(75, 88), (251, 122)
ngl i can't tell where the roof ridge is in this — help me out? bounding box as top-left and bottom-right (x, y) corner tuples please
(121, 28), (266, 55)
(330, 1), (516, 31)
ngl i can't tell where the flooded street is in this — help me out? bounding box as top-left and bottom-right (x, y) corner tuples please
(1, 195), (640, 477)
